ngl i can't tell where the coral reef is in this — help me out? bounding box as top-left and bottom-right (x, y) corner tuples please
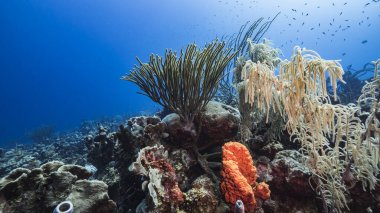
(241, 44), (380, 212)
(0, 132), (87, 178)
(123, 41), (236, 123)
(1, 21), (379, 213)
(180, 175), (219, 213)
(129, 145), (184, 212)
(0, 161), (116, 213)
(85, 125), (115, 171)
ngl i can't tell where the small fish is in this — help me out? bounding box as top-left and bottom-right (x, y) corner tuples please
(310, 28), (314, 30)
(344, 2), (347, 5)
(362, 40), (368, 44)
(368, 24), (371, 27)
(306, 13), (309, 16)
(340, 12), (343, 15)
(302, 22), (305, 26)
(365, 3), (370, 6)
(331, 34), (335, 36)
(330, 23), (333, 26)
(344, 38), (346, 41)
(301, 41), (304, 45)
(292, 9), (296, 12)
(318, 23), (321, 27)
(333, 3), (335, 6)
(288, 23), (291, 26)
(322, 32), (326, 35)
(342, 53), (346, 56)
(339, 25), (342, 28)
(293, 17), (296, 20)
(317, 6), (320, 8)
(345, 19), (349, 21)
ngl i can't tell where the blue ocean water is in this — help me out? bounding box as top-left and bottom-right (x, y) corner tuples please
(0, 0), (379, 148)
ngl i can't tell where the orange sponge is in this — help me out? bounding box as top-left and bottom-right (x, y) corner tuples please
(255, 182), (271, 200)
(220, 159), (256, 212)
(222, 142), (257, 185)
(220, 142), (270, 213)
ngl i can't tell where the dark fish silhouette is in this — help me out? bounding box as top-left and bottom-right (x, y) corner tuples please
(310, 28), (314, 30)
(323, 32), (326, 35)
(365, 3), (370, 6)
(362, 40), (368, 44)
(344, 3), (347, 5)
(342, 53), (346, 56)
(292, 9), (296, 12)
(302, 22), (305, 26)
(340, 12), (343, 15)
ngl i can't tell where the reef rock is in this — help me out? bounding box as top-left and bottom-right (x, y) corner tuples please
(128, 116), (168, 146)
(67, 180), (117, 213)
(84, 126), (115, 172)
(199, 101), (240, 143)
(180, 175), (219, 213)
(0, 161), (116, 213)
(269, 150), (318, 213)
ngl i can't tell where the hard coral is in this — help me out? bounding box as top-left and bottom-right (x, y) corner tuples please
(129, 145), (184, 211)
(220, 142), (270, 213)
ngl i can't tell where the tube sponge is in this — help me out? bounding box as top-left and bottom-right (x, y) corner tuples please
(220, 142), (270, 213)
